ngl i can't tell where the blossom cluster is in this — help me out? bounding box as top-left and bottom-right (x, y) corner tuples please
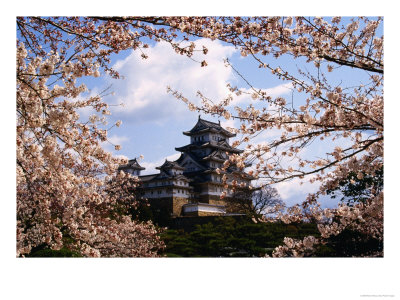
(272, 236), (318, 257)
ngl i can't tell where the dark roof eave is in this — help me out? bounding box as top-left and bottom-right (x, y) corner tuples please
(202, 157), (226, 162)
(140, 185), (194, 190)
(138, 174), (158, 181)
(119, 165), (145, 170)
(183, 128), (236, 137)
(200, 143), (243, 153)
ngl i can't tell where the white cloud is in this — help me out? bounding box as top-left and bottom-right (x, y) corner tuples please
(229, 82), (293, 106)
(264, 82), (293, 98)
(274, 177), (318, 202)
(107, 134), (129, 145)
(107, 39), (237, 125)
(252, 128), (283, 144)
(220, 118), (237, 131)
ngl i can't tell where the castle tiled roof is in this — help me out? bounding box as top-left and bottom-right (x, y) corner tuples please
(118, 158), (145, 170)
(202, 149), (227, 162)
(138, 174), (158, 182)
(139, 173), (193, 184)
(156, 159), (185, 170)
(175, 140), (243, 153)
(175, 152), (208, 170)
(183, 116), (236, 137)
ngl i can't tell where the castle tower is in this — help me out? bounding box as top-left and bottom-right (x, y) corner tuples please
(175, 117), (250, 206)
(118, 158), (145, 176)
(139, 159), (194, 217)
(121, 117), (252, 219)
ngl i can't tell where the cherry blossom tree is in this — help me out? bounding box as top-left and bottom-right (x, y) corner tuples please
(163, 17), (384, 257)
(16, 17), (190, 257)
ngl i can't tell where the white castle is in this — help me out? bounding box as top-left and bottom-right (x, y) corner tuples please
(119, 117), (252, 217)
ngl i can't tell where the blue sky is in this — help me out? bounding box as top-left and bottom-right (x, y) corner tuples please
(75, 22), (380, 208)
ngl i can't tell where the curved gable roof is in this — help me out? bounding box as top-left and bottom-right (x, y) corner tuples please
(176, 152), (207, 170)
(118, 158), (145, 170)
(183, 116), (236, 137)
(156, 159), (185, 171)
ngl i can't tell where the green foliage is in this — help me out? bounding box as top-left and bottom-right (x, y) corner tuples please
(27, 245), (82, 257)
(314, 228), (383, 257)
(321, 167), (383, 257)
(327, 167), (383, 205)
(160, 217), (320, 257)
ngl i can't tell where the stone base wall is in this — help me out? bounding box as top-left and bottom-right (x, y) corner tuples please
(208, 198), (227, 206)
(147, 195), (246, 218)
(172, 197), (189, 216)
(197, 211), (225, 217)
(199, 194), (227, 204)
(148, 197), (189, 217)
